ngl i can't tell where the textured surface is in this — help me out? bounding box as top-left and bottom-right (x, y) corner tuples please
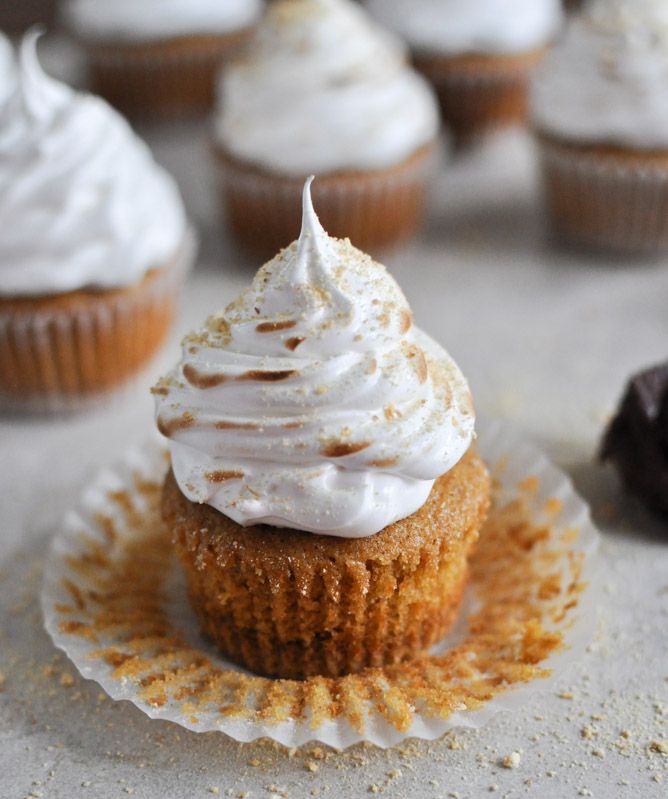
(0, 37), (667, 799)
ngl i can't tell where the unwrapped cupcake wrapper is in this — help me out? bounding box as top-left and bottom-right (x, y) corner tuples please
(41, 421), (601, 749)
(415, 54), (541, 143)
(538, 137), (668, 255)
(216, 145), (436, 258)
(82, 31), (250, 119)
(0, 231), (196, 414)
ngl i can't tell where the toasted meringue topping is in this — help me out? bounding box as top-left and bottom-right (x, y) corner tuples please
(155, 179), (474, 537)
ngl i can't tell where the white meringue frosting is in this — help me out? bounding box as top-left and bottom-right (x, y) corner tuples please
(155, 179), (475, 539)
(365, 0), (563, 57)
(215, 0), (439, 175)
(0, 33), (187, 297)
(531, 0), (668, 148)
(0, 33), (14, 104)
(63, 0), (263, 42)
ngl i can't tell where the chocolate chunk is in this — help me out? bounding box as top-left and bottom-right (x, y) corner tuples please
(600, 362), (668, 518)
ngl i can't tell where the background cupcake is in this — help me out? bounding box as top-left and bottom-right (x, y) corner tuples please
(214, 0), (440, 257)
(531, 0), (668, 255)
(0, 34), (193, 412)
(62, 0), (264, 119)
(156, 180), (488, 679)
(365, 0), (563, 144)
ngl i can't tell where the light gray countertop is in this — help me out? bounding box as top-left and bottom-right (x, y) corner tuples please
(1, 49), (667, 797)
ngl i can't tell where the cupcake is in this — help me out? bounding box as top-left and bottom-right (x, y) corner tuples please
(155, 178), (489, 680)
(365, 0), (563, 143)
(0, 34), (193, 412)
(531, 0), (668, 255)
(214, 0), (440, 257)
(62, 0), (263, 119)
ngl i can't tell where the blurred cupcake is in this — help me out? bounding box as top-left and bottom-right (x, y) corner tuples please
(214, 0), (440, 256)
(156, 179), (488, 679)
(531, 0), (668, 255)
(0, 34), (193, 412)
(62, 0), (263, 119)
(366, 0), (563, 143)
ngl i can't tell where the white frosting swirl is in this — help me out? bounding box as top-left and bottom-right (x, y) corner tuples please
(365, 0), (563, 56)
(63, 0), (263, 42)
(531, 0), (668, 148)
(155, 179), (475, 539)
(215, 0), (439, 175)
(0, 33), (15, 104)
(0, 33), (187, 297)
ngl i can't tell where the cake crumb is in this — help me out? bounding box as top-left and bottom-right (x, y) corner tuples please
(208, 789), (220, 795)
(304, 761), (319, 773)
(649, 740), (668, 755)
(559, 691), (575, 700)
(578, 790), (592, 797)
(59, 672), (74, 687)
(501, 752), (521, 769)
(591, 748), (605, 759)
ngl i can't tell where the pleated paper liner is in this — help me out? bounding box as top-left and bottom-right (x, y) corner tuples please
(80, 30), (253, 120)
(216, 144), (435, 259)
(414, 50), (546, 145)
(41, 421), (600, 749)
(0, 229), (196, 414)
(537, 133), (668, 256)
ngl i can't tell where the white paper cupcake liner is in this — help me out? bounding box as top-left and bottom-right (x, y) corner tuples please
(538, 137), (668, 255)
(216, 144), (437, 256)
(0, 229), (196, 415)
(41, 420), (600, 749)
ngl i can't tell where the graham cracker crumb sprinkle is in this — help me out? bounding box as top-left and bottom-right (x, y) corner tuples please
(501, 752), (521, 769)
(51, 468), (583, 734)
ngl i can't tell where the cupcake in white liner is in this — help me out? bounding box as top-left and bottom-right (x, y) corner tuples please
(0, 33), (194, 413)
(365, 0), (563, 143)
(62, 0), (264, 119)
(531, 0), (668, 256)
(41, 420), (600, 748)
(214, 0), (440, 257)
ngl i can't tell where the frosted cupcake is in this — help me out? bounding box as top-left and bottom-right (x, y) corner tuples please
(155, 179), (489, 680)
(0, 34), (193, 412)
(366, 0), (563, 143)
(62, 0), (263, 119)
(531, 0), (668, 255)
(215, 0), (440, 256)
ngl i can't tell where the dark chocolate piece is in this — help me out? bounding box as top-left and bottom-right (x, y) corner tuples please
(601, 362), (668, 518)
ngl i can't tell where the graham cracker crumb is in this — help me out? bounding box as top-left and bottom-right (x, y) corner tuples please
(501, 752), (521, 769)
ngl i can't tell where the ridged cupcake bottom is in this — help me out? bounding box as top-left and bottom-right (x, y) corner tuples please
(0, 239), (193, 413)
(215, 144), (435, 259)
(537, 133), (668, 256)
(164, 449), (490, 680)
(82, 31), (251, 120)
(414, 50), (545, 144)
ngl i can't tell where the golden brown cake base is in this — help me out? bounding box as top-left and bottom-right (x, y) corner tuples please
(0, 263), (180, 412)
(163, 449), (490, 680)
(83, 31), (251, 119)
(215, 144), (434, 259)
(537, 132), (668, 255)
(415, 50), (546, 144)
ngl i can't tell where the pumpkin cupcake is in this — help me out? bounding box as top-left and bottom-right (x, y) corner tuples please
(0, 34), (193, 412)
(365, 0), (563, 144)
(155, 178), (489, 680)
(531, 0), (668, 255)
(214, 0), (440, 257)
(62, 0), (263, 119)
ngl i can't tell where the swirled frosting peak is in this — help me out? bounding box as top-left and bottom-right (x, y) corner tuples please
(155, 178), (475, 538)
(215, 0), (439, 175)
(365, 0), (563, 57)
(0, 32), (187, 297)
(531, 0), (668, 148)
